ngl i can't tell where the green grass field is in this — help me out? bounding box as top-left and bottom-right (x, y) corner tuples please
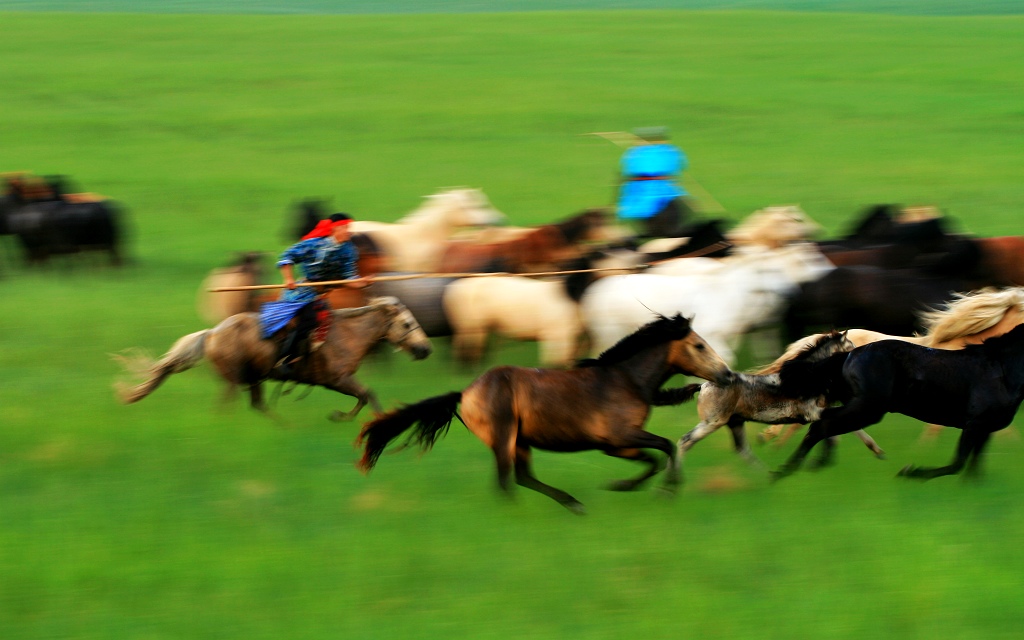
(1, 7), (1024, 639)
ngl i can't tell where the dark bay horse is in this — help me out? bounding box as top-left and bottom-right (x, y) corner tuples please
(356, 315), (734, 514)
(436, 208), (611, 274)
(117, 297), (432, 422)
(772, 324), (1024, 481)
(653, 330), (883, 482)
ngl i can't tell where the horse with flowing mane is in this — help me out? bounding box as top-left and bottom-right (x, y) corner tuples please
(761, 287), (1024, 447)
(116, 297), (432, 423)
(772, 323), (1024, 481)
(349, 187), (506, 272)
(356, 315), (734, 514)
(651, 331), (885, 483)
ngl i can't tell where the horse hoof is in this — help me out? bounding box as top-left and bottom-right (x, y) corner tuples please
(564, 502), (587, 516)
(875, 452), (887, 460)
(769, 470), (789, 483)
(329, 410), (352, 422)
(655, 485), (678, 499)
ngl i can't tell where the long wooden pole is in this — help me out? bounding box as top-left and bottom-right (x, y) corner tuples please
(207, 241), (732, 292)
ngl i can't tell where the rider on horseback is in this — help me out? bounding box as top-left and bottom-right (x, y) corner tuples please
(616, 126), (695, 238)
(268, 213), (368, 374)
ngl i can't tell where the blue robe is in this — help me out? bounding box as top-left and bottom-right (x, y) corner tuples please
(617, 143), (688, 220)
(259, 236), (359, 338)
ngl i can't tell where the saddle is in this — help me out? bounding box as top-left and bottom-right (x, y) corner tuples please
(273, 304), (332, 374)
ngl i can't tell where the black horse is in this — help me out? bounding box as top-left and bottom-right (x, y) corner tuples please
(773, 324), (1024, 480)
(1, 175), (125, 266)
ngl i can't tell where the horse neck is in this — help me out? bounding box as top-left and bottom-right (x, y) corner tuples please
(403, 201), (461, 238)
(613, 344), (675, 400)
(336, 308), (390, 356)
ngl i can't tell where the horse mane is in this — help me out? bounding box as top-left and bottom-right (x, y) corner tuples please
(579, 314), (692, 367)
(753, 330), (848, 375)
(960, 318), (1024, 352)
(920, 287), (1024, 347)
(553, 208), (606, 244)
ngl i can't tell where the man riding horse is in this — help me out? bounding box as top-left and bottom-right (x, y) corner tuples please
(261, 212), (369, 374)
(616, 126), (695, 238)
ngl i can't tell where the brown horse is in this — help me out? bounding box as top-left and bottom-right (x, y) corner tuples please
(356, 314), (733, 514)
(436, 208), (612, 274)
(116, 297), (432, 422)
(978, 236), (1024, 286)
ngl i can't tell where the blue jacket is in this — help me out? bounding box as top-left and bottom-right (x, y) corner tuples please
(617, 143), (687, 219)
(275, 236), (359, 304)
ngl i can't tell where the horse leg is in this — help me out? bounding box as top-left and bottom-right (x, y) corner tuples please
(247, 382), (289, 428)
(726, 417), (764, 470)
(601, 429), (678, 493)
(898, 428), (979, 480)
(603, 448), (662, 492)
(513, 445), (586, 515)
(774, 423), (803, 447)
(855, 429), (886, 459)
(676, 419), (724, 485)
(773, 398), (886, 480)
(325, 376), (380, 422)
(964, 430), (994, 479)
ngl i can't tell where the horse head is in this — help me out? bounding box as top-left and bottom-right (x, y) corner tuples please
(663, 315), (734, 386)
(372, 296), (433, 361)
(426, 188), (506, 229)
(729, 205), (822, 249)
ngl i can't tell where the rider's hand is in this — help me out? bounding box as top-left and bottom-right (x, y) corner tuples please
(285, 280), (297, 290)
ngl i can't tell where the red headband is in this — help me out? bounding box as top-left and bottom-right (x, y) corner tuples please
(301, 218), (351, 240)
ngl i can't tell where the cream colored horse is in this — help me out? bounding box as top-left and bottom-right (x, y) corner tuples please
(351, 187), (505, 272)
(727, 205), (822, 249)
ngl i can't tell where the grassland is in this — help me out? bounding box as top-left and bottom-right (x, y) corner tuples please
(1, 8), (1023, 639)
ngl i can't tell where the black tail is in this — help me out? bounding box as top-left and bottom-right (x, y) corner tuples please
(652, 384), (702, 406)
(777, 351), (851, 401)
(356, 391), (463, 472)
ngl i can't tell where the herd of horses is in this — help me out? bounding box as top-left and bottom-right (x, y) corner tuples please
(117, 189), (1024, 513)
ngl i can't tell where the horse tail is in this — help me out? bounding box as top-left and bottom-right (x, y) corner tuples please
(652, 384), (702, 406)
(777, 351), (850, 400)
(114, 330), (210, 404)
(356, 391), (463, 472)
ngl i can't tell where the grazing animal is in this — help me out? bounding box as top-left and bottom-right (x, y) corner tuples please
(772, 323), (1024, 481)
(356, 315), (734, 514)
(436, 208), (611, 274)
(654, 331), (884, 483)
(350, 188), (506, 272)
(116, 297), (432, 422)
(582, 243), (834, 365)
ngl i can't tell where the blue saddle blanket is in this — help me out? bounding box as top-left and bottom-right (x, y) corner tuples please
(259, 301), (309, 338)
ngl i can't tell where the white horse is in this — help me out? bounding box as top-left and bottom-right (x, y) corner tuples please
(581, 243), (834, 365)
(351, 188), (505, 272)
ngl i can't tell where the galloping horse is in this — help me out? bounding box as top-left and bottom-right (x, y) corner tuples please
(582, 243), (834, 365)
(652, 331), (885, 483)
(727, 205), (822, 249)
(116, 297), (432, 422)
(762, 287), (1024, 446)
(772, 323), (1024, 481)
(356, 315), (734, 514)
(435, 208), (612, 274)
(351, 188), (506, 272)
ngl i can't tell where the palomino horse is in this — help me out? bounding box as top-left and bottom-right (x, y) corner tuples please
(582, 243), (835, 365)
(773, 323), (1024, 481)
(356, 315), (734, 514)
(726, 205), (822, 249)
(761, 286), (1024, 447)
(350, 188), (506, 272)
(442, 250), (642, 366)
(435, 208), (613, 274)
(116, 297), (432, 422)
(652, 331), (885, 484)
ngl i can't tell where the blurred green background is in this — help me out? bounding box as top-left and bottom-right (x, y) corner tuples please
(1, 3), (1023, 638)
